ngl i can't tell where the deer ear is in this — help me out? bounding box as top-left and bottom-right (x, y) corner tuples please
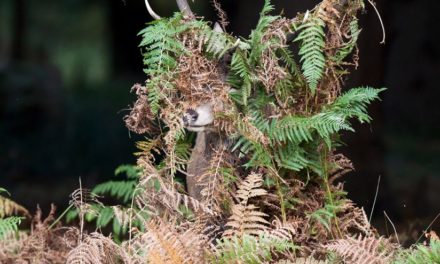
(213, 22), (224, 33)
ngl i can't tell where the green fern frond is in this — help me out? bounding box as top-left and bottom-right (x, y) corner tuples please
(331, 87), (386, 123)
(393, 238), (440, 264)
(139, 14), (186, 75)
(114, 164), (142, 180)
(332, 19), (361, 63)
(274, 145), (309, 171)
(249, 0), (278, 64)
(271, 87), (385, 145)
(310, 204), (337, 232)
(145, 76), (170, 115)
(295, 16), (326, 94)
(214, 233), (295, 264)
(230, 51), (254, 105)
(93, 181), (137, 203)
(0, 216), (22, 240)
(203, 30), (238, 59)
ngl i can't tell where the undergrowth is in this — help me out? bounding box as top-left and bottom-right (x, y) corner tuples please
(0, 0), (438, 263)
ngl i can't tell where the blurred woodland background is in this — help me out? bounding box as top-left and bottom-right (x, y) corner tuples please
(1, 0), (439, 237)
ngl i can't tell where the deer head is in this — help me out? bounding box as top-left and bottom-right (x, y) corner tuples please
(144, 0), (230, 133)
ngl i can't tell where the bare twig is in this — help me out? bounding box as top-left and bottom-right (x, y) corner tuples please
(384, 211), (400, 245)
(211, 0), (229, 29)
(369, 175), (381, 223)
(416, 213), (440, 244)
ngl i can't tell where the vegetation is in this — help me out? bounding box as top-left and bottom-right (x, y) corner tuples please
(0, 0), (438, 263)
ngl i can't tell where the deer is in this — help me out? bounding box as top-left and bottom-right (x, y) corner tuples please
(143, 0), (234, 201)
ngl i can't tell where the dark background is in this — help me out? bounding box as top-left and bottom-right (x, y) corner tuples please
(1, 0), (439, 240)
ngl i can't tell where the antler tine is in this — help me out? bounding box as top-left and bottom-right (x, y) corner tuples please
(145, 0), (161, 20)
(176, 0), (194, 18)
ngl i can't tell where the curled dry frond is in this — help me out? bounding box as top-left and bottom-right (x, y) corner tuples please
(0, 196), (30, 218)
(124, 83), (157, 134)
(70, 188), (102, 218)
(66, 232), (125, 264)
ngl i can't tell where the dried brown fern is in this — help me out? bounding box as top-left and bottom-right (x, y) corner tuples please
(124, 219), (209, 264)
(124, 83), (157, 134)
(324, 235), (396, 264)
(275, 257), (329, 264)
(223, 173), (269, 237)
(135, 160), (216, 218)
(1, 205), (78, 264)
(66, 232), (125, 264)
(199, 144), (236, 213)
(0, 195), (29, 218)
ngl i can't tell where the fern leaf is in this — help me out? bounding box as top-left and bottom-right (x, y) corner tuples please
(215, 233), (295, 264)
(0, 216), (22, 240)
(295, 17), (326, 94)
(224, 173), (269, 237)
(114, 164), (142, 179)
(0, 195), (29, 218)
(92, 181), (137, 203)
(325, 235), (395, 264)
(249, 0), (278, 64)
(332, 19), (362, 63)
(331, 87), (386, 123)
(66, 232), (125, 264)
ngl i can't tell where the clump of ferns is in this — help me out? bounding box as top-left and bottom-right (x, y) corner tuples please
(66, 135), (197, 239)
(212, 173), (298, 263)
(0, 187), (29, 247)
(122, 0), (386, 259)
(392, 233), (440, 264)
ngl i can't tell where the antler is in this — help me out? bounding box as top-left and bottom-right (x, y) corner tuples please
(144, 0), (194, 19)
(144, 0), (161, 19)
(176, 0), (194, 18)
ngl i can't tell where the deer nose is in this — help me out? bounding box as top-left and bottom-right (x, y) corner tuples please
(182, 109), (198, 126)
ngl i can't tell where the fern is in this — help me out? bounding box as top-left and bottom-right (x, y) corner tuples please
(0, 195), (29, 218)
(332, 19), (361, 63)
(93, 164), (141, 203)
(66, 232), (125, 264)
(392, 238), (440, 264)
(214, 233), (296, 264)
(139, 14), (187, 75)
(295, 16), (326, 94)
(224, 173), (269, 237)
(0, 216), (22, 240)
(325, 235), (395, 264)
(229, 50), (255, 105)
(125, 220), (208, 264)
(272, 87), (385, 144)
(249, 0), (278, 64)
(330, 87), (386, 123)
